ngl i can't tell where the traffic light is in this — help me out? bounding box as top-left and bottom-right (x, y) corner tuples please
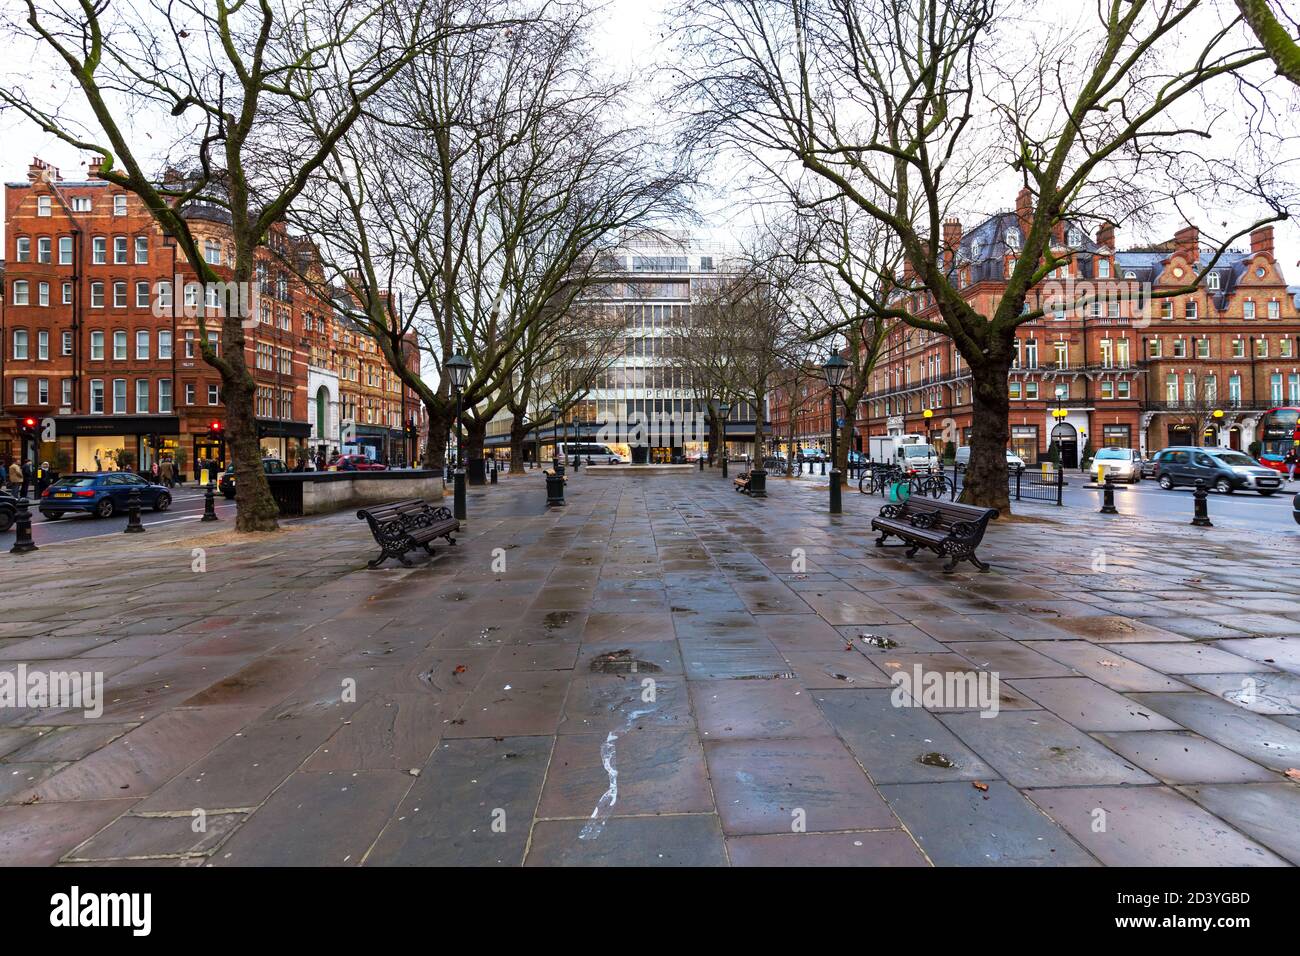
(207, 420), (223, 439)
(19, 417), (38, 441)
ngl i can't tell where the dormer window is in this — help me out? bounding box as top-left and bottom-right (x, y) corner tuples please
(1207, 272), (1220, 290)
(1006, 229), (1020, 250)
(1097, 258), (1111, 278)
(1068, 227), (1082, 246)
(1124, 271), (1136, 280)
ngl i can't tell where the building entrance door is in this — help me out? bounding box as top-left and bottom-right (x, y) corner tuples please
(1051, 422), (1078, 468)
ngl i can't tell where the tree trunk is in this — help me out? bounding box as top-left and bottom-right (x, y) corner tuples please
(786, 407), (796, 476)
(422, 401), (451, 469)
(509, 411), (528, 474)
(836, 418), (854, 487)
(961, 358), (1012, 513)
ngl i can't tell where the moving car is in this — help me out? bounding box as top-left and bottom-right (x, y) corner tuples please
(556, 443), (625, 464)
(0, 488), (16, 532)
(329, 453), (387, 471)
(1090, 447), (1142, 483)
(954, 446), (1027, 474)
(1153, 446), (1282, 495)
(1139, 455), (1161, 479)
(39, 472), (172, 519)
(219, 458), (287, 499)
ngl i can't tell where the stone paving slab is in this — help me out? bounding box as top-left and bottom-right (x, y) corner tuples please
(1, 470), (1298, 866)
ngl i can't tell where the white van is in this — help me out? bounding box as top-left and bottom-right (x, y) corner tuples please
(557, 443), (625, 464)
(955, 446), (1027, 473)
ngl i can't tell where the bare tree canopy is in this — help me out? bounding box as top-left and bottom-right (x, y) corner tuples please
(1237, 0), (1300, 86)
(672, 0), (1294, 511)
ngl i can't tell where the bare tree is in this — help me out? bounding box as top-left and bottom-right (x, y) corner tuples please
(1237, 0), (1300, 85)
(674, 0), (1286, 511)
(1, 0), (475, 530)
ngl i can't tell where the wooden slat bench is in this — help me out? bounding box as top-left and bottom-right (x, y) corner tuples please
(733, 471), (752, 493)
(357, 498), (459, 568)
(871, 497), (997, 573)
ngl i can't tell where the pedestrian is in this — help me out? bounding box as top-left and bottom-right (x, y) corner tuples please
(1286, 448), (1298, 483)
(19, 458), (33, 500)
(36, 461), (51, 496)
(159, 457), (174, 488)
(6, 459), (21, 495)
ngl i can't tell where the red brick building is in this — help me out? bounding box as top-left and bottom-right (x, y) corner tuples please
(858, 189), (1300, 466)
(2, 158), (420, 477)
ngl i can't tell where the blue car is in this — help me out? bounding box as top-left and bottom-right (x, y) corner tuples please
(39, 472), (172, 520)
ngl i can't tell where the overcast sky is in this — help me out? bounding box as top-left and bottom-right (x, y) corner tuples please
(4, 0), (1298, 280)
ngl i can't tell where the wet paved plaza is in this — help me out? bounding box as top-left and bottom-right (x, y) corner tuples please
(1, 470), (1297, 866)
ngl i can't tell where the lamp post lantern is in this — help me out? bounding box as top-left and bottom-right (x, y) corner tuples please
(822, 350), (850, 514)
(446, 353), (471, 521)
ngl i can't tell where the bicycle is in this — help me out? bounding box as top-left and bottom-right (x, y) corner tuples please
(859, 463), (903, 496)
(908, 471), (953, 499)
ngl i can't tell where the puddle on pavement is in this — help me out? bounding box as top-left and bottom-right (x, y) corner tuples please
(918, 752), (956, 768)
(589, 649), (663, 674)
(543, 611), (574, 631)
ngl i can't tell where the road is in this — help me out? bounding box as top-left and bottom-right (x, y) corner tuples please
(7, 485), (238, 547)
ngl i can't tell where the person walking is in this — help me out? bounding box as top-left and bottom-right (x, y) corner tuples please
(6, 459), (22, 496)
(159, 457), (174, 488)
(36, 461), (52, 496)
(19, 459), (33, 500)
(1285, 447), (1298, 483)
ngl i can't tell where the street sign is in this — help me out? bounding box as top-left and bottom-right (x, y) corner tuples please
(835, 418), (846, 428)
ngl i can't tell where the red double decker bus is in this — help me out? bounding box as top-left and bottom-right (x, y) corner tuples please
(1257, 407), (1300, 474)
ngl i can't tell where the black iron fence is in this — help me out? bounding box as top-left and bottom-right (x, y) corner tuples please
(856, 458), (1064, 506)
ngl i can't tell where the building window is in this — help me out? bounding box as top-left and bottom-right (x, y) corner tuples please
(1196, 338), (1210, 359)
(61, 379), (72, 406)
(1272, 373), (1284, 404)
(90, 282), (104, 308)
(88, 379), (104, 413)
(113, 235), (127, 264)
(1184, 300), (1198, 320)
(62, 282), (73, 305)
(37, 195), (52, 216)
(135, 236), (148, 264)
(159, 379), (173, 414)
(12, 329), (29, 360)
(1025, 381), (1038, 400)
(1103, 424), (1130, 447)
(136, 379), (150, 413)
(1160, 299), (1173, 319)
(204, 239), (221, 265)
(1100, 380), (1114, 400)
(1054, 342), (1068, 368)
(1268, 300), (1280, 319)
(1255, 338), (1268, 358)
(1097, 258), (1110, 278)
(185, 383), (196, 405)
(12, 280), (29, 306)
(58, 236), (73, 264)
(1207, 272), (1220, 290)
(158, 330), (172, 359)
(92, 236), (106, 264)
(38, 282), (50, 307)
(208, 384), (220, 405)
(61, 331), (72, 356)
(1009, 381), (1022, 400)
(1244, 300), (1255, 320)
(113, 281), (127, 308)
(16, 237), (30, 262)
(114, 194), (127, 216)
(112, 378), (127, 414)
(38, 237), (51, 263)
(36, 378), (49, 406)
(184, 330), (195, 358)
(1281, 339), (1293, 358)
(1173, 339), (1186, 358)
(157, 281), (172, 310)
(13, 378), (28, 405)
(1117, 380), (1130, 399)
(90, 331), (104, 360)
(1232, 339), (1245, 358)
(113, 330), (127, 360)
(136, 329), (150, 360)
(73, 196), (92, 213)
(38, 330), (49, 360)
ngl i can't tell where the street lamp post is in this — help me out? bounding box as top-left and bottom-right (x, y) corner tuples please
(446, 354), (471, 522)
(718, 402), (731, 479)
(548, 404), (563, 475)
(822, 351), (850, 514)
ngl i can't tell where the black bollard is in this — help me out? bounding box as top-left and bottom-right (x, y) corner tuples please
(202, 481), (219, 522)
(10, 498), (37, 554)
(1099, 473), (1118, 514)
(721, 456), (728, 480)
(1191, 479), (1213, 527)
(124, 487), (145, 533)
(453, 468), (467, 521)
(490, 461), (498, 485)
(698, 456), (704, 471)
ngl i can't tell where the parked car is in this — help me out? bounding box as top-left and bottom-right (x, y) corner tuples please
(328, 453), (387, 472)
(1153, 446), (1282, 495)
(219, 458), (287, 499)
(0, 488), (16, 532)
(1090, 447), (1142, 483)
(38, 472), (172, 519)
(954, 446), (1026, 474)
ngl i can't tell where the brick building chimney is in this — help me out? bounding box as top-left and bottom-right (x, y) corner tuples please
(1172, 225), (1200, 264)
(26, 157), (60, 183)
(87, 157), (103, 179)
(941, 218), (962, 268)
(1095, 221), (1115, 250)
(1015, 187), (1034, 237)
(1250, 225), (1274, 258)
